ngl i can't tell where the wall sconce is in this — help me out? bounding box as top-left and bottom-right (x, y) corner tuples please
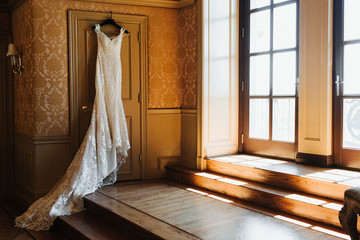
(6, 43), (23, 78)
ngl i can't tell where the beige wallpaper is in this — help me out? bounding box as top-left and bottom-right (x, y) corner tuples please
(12, 0), (197, 136)
(12, 0), (34, 136)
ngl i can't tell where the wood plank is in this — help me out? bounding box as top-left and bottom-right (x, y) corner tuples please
(0, 205), (33, 240)
(2, 181), (350, 240)
(85, 191), (201, 240)
(206, 158), (349, 201)
(91, 181), (345, 240)
(167, 166), (343, 228)
(0, 199), (67, 240)
(57, 211), (145, 240)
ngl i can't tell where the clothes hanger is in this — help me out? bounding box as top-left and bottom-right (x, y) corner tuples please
(92, 12), (129, 34)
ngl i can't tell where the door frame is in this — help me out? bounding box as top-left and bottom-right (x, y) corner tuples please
(0, 32), (13, 198)
(333, 0), (360, 169)
(333, 0), (343, 167)
(68, 10), (148, 179)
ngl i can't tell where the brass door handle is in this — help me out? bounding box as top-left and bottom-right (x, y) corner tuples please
(81, 105), (90, 112)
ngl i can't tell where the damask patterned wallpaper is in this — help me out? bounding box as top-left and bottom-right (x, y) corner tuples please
(12, 0), (197, 136)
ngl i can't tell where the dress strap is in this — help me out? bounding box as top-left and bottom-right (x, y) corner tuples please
(120, 28), (126, 35)
(94, 24), (100, 33)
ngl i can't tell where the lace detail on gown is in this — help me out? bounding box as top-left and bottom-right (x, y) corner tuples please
(15, 24), (130, 231)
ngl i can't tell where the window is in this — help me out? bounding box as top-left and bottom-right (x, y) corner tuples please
(242, 0), (298, 159)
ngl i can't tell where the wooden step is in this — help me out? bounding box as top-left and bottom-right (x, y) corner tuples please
(206, 157), (351, 201)
(167, 165), (344, 228)
(56, 211), (142, 240)
(84, 191), (201, 240)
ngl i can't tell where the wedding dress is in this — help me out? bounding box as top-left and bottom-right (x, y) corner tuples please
(15, 24), (130, 231)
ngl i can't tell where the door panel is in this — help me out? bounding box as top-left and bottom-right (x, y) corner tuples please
(74, 15), (141, 180)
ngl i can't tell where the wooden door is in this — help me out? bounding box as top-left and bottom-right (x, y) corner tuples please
(69, 11), (143, 180)
(334, 0), (360, 169)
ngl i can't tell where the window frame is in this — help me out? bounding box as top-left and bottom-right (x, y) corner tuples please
(240, 0), (299, 159)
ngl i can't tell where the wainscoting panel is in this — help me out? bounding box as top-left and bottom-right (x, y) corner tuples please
(181, 109), (197, 169)
(14, 136), (35, 204)
(14, 134), (72, 205)
(146, 109), (181, 179)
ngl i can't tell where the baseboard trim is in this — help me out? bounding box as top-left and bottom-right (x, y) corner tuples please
(296, 152), (334, 167)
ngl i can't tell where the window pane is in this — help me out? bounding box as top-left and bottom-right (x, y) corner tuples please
(250, 54), (270, 96)
(273, 98), (295, 142)
(273, 51), (296, 96)
(274, 0), (291, 3)
(344, 0), (360, 41)
(273, 3), (296, 50)
(250, 10), (270, 53)
(344, 44), (360, 95)
(249, 99), (269, 140)
(250, 0), (270, 10)
(343, 99), (360, 150)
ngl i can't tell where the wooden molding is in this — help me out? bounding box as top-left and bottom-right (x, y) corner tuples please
(296, 152), (334, 168)
(148, 108), (181, 115)
(180, 108), (196, 115)
(32, 136), (71, 145)
(14, 133), (71, 144)
(74, 0), (196, 9)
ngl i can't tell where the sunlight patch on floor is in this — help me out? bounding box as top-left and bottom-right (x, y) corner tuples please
(229, 154), (262, 160)
(322, 203), (343, 211)
(196, 172), (248, 186)
(340, 178), (360, 186)
(208, 195), (233, 203)
(285, 194), (327, 205)
(217, 178), (248, 186)
(325, 169), (360, 178)
(274, 215), (311, 227)
(237, 160), (272, 167)
(211, 156), (243, 163)
(195, 172), (222, 179)
(186, 188), (233, 203)
(257, 158), (287, 165)
(274, 215), (350, 240)
(186, 188), (208, 195)
(304, 172), (350, 182)
(311, 226), (350, 240)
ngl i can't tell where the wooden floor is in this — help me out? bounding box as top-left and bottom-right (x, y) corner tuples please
(2, 154), (359, 240)
(211, 154), (360, 187)
(94, 180), (348, 240)
(0, 203), (32, 240)
(0, 199), (67, 240)
(0, 180), (351, 240)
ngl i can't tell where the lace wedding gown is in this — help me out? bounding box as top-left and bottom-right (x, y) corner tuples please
(15, 24), (130, 231)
